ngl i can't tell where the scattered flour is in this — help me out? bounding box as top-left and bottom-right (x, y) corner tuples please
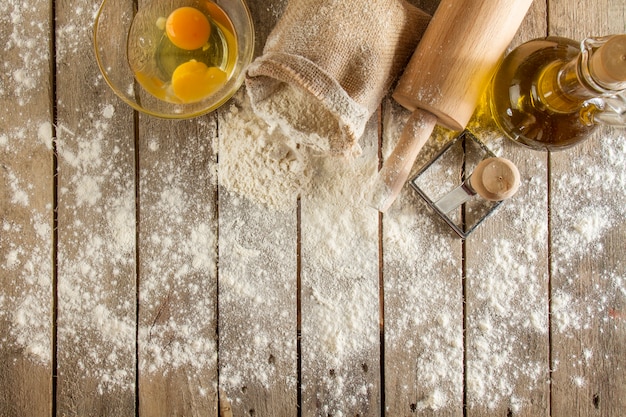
(137, 123), (219, 385)
(102, 104), (115, 119)
(2, 0), (625, 410)
(217, 89), (380, 413)
(1, 212), (52, 364)
(297, 120), (379, 414)
(217, 92), (311, 211)
(54, 95), (138, 394)
(381, 105), (464, 413)
(547, 131), (626, 398)
(249, 82), (357, 155)
(38, 122), (54, 149)
(217, 196), (298, 401)
(1, 0), (51, 107)
(4, 83), (623, 411)
(1, 0), (54, 367)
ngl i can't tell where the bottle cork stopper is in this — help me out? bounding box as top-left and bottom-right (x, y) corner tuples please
(470, 157), (520, 202)
(589, 34), (626, 90)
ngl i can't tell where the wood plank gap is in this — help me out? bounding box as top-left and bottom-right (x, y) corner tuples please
(296, 195), (302, 417)
(130, 0), (140, 404)
(133, 109), (141, 417)
(544, 13), (552, 416)
(377, 107), (385, 417)
(461, 135), (468, 236)
(461, 132), (467, 417)
(461, 238), (467, 417)
(378, 210), (385, 417)
(215, 116), (222, 417)
(546, 151), (553, 417)
(50, 0), (59, 412)
(51, 116), (59, 417)
(545, 0), (551, 37)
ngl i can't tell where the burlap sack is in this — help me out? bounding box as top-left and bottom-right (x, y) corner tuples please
(245, 0), (430, 155)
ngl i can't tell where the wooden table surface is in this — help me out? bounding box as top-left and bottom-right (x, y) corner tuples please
(1, 0), (625, 416)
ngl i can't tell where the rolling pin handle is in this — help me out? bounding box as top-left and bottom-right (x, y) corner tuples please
(368, 109), (438, 212)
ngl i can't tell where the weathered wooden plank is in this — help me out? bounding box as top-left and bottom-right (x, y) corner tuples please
(380, 3), (462, 416)
(548, 1), (626, 416)
(464, 2), (551, 416)
(0, 0), (54, 415)
(549, 127), (626, 414)
(131, 0), (220, 413)
(136, 117), (219, 416)
(216, 1), (298, 415)
(216, 91), (298, 416)
(382, 101), (464, 417)
(299, 115), (380, 416)
(217, 187), (298, 416)
(54, 0), (137, 414)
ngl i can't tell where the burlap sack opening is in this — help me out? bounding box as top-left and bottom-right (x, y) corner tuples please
(246, 0), (430, 156)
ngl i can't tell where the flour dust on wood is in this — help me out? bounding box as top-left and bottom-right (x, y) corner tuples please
(1, 0), (54, 367)
(137, 117), (218, 394)
(55, 103), (137, 394)
(217, 90), (381, 412)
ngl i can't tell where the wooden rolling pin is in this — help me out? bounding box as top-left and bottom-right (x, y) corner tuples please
(369, 0), (534, 212)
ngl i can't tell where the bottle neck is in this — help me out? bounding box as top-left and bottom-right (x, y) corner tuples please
(536, 57), (585, 113)
(537, 35), (626, 117)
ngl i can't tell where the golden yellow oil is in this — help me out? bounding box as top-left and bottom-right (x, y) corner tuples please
(486, 37), (596, 151)
(128, 1), (238, 104)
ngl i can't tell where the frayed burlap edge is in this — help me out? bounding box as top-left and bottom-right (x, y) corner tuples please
(246, 52), (369, 156)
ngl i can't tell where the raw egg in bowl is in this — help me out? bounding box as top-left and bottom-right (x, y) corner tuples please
(94, 0), (254, 118)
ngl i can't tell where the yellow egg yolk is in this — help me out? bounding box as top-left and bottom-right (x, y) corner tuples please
(171, 60), (227, 103)
(165, 7), (211, 50)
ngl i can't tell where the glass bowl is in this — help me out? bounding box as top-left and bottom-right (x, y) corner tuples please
(94, 0), (254, 118)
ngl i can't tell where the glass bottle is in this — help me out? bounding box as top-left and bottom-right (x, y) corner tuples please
(487, 35), (626, 151)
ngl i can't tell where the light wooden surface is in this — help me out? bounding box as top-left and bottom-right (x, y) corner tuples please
(1, 0), (625, 416)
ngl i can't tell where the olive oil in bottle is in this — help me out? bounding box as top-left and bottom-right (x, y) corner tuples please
(487, 35), (626, 151)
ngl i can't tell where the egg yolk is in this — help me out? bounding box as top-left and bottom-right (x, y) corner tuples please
(171, 60), (227, 103)
(165, 7), (211, 50)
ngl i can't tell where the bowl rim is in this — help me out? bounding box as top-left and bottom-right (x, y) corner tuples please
(93, 0), (255, 119)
